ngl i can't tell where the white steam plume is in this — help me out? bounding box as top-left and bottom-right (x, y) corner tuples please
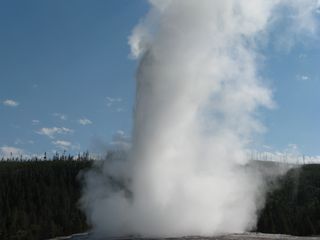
(81, 0), (319, 237)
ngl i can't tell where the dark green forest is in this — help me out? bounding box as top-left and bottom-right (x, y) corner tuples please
(1, 155), (320, 240)
(257, 164), (320, 236)
(0, 154), (92, 240)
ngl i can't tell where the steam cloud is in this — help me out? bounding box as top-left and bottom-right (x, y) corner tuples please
(81, 0), (319, 237)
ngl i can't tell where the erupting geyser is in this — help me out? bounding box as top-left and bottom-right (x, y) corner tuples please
(81, 0), (319, 237)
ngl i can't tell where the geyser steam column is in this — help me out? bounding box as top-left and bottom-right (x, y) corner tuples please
(128, 1), (275, 236)
(81, 0), (319, 237)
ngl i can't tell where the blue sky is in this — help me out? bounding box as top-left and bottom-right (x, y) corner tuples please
(0, 0), (319, 157)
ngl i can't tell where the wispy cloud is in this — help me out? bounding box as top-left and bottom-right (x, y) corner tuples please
(14, 138), (23, 145)
(110, 130), (131, 150)
(53, 113), (67, 121)
(32, 119), (40, 125)
(14, 138), (35, 146)
(37, 127), (74, 139)
(90, 130), (131, 153)
(52, 140), (71, 150)
(296, 74), (310, 81)
(106, 96), (122, 107)
(3, 99), (19, 107)
(105, 96), (125, 113)
(52, 140), (80, 151)
(298, 53), (307, 60)
(0, 146), (24, 158)
(116, 108), (124, 113)
(79, 118), (92, 125)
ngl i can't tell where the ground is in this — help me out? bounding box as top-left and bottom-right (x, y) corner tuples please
(50, 233), (320, 240)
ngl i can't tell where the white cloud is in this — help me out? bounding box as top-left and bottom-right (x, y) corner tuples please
(79, 118), (92, 125)
(37, 127), (74, 139)
(11, 124), (20, 129)
(106, 97), (122, 102)
(0, 146), (24, 158)
(106, 96), (122, 107)
(32, 119), (40, 125)
(116, 108), (124, 112)
(14, 138), (23, 145)
(298, 53), (307, 59)
(105, 97), (125, 112)
(296, 74), (310, 81)
(110, 130), (131, 150)
(13, 138), (35, 145)
(53, 113), (67, 121)
(262, 145), (272, 150)
(52, 140), (80, 151)
(3, 99), (19, 107)
(316, 0), (320, 14)
(52, 140), (72, 150)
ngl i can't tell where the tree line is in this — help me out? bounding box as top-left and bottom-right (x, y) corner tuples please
(0, 154), (91, 239)
(257, 164), (320, 236)
(1, 154), (320, 239)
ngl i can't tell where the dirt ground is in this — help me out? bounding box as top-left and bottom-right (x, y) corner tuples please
(51, 232), (320, 240)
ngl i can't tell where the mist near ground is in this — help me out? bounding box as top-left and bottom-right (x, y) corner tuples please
(80, 0), (319, 237)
